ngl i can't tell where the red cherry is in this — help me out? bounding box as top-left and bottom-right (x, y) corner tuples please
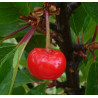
(27, 48), (66, 80)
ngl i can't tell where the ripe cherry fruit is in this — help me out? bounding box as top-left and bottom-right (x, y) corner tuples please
(27, 48), (66, 80)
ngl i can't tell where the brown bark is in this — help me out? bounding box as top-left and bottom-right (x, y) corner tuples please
(54, 2), (81, 94)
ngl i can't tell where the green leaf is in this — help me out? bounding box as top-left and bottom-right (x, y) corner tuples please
(79, 53), (94, 82)
(70, 5), (87, 35)
(83, 18), (96, 43)
(0, 68), (13, 95)
(29, 2), (43, 12)
(0, 22), (30, 39)
(70, 28), (76, 43)
(86, 62), (98, 95)
(21, 68), (42, 82)
(0, 2), (21, 24)
(25, 35), (46, 53)
(0, 43), (16, 62)
(19, 58), (27, 67)
(82, 16), (90, 33)
(82, 2), (98, 24)
(0, 20), (27, 37)
(12, 86), (26, 95)
(0, 48), (16, 84)
(27, 83), (46, 95)
(11, 26), (30, 39)
(14, 70), (32, 88)
(0, 44), (34, 94)
(0, 48), (16, 95)
(13, 2), (30, 16)
(9, 43), (26, 94)
(17, 34), (46, 54)
(0, 21), (19, 37)
(95, 50), (98, 58)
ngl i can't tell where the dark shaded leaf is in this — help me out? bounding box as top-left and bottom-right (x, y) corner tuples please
(14, 70), (32, 88)
(27, 83), (46, 95)
(0, 43), (16, 62)
(13, 2), (30, 16)
(0, 2), (20, 24)
(83, 18), (96, 43)
(70, 5), (87, 35)
(12, 86), (26, 95)
(25, 35), (46, 53)
(0, 48), (16, 84)
(0, 68), (13, 95)
(86, 62), (98, 95)
(0, 48), (16, 95)
(21, 68), (42, 82)
(82, 2), (98, 24)
(0, 21), (19, 37)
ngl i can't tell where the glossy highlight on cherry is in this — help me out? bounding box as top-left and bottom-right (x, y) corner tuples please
(27, 48), (66, 80)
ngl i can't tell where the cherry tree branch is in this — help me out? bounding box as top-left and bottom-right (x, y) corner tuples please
(54, 2), (81, 95)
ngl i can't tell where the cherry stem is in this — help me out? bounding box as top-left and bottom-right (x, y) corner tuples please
(92, 25), (98, 42)
(1, 24), (30, 43)
(45, 10), (51, 49)
(17, 25), (37, 47)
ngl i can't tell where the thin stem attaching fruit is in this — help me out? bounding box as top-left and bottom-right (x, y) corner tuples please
(45, 10), (51, 49)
